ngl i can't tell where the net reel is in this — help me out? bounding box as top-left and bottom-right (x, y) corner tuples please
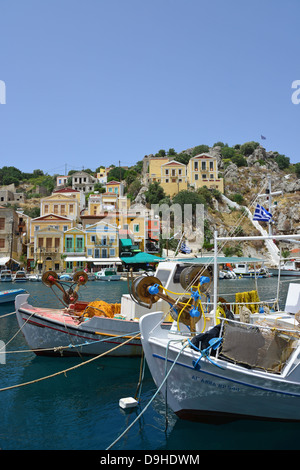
(129, 272), (208, 330)
(180, 265), (212, 293)
(42, 270), (88, 306)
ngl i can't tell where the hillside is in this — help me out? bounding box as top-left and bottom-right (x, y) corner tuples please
(140, 143), (300, 263)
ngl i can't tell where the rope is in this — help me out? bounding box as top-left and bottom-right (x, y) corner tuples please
(0, 310), (16, 318)
(0, 333), (140, 393)
(3, 330), (141, 355)
(106, 341), (188, 450)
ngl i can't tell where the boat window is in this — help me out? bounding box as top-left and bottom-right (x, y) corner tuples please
(155, 269), (171, 286)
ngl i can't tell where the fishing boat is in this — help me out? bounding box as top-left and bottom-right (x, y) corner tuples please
(139, 232), (300, 422)
(232, 262), (271, 278)
(13, 270), (28, 282)
(15, 271), (142, 357)
(95, 266), (121, 281)
(0, 288), (26, 304)
(0, 269), (13, 282)
(28, 274), (42, 282)
(269, 259), (300, 277)
(59, 273), (72, 281)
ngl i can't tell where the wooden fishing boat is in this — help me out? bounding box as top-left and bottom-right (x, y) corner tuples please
(15, 271), (142, 357)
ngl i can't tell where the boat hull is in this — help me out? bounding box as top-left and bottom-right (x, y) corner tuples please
(96, 274), (121, 281)
(269, 268), (300, 277)
(0, 289), (26, 304)
(15, 294), (142, 357)
(140, 312), (300, 422)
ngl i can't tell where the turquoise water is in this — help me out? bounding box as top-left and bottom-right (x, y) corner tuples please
(0, 277), (300, 450)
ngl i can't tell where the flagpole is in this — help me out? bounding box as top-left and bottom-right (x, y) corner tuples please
(256, 175), (282, 235)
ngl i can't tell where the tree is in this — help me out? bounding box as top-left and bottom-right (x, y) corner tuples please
(240, 141), (259, 156)
(221, 146), (236, 159)
(275, 154), (290, 170)
(295, 162), (300, 178)
(172, 190), (206, 214)
(124, 169), (137, 186)
(0, 166), (23, 186)
(191, 145), (210, 156)
(145, 182), (166, 204)
(94, 183), (105, 193)
(231, 154), (248, 167)
(107, 166), (126, 182)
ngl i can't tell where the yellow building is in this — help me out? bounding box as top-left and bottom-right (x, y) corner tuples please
(187, 153), (224, 192)
(40, 191), (81, 221)
(85, 221), (119, 262)
(148, 157), (170, 184)
(0, 206), (20, 265)
(28, 214), (74, 273)
(147, 153), (224, 195)
(160, 160), (188, 196)
(105, 180), (124, 196)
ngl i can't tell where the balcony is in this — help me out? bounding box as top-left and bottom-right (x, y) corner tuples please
(65, 247), (85, 253)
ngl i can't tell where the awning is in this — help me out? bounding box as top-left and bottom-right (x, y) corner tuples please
(65, 256), (88, 262)
(120, 238), (132, 247)
(93, 257), (122, 265)
(65, 256), (122, 264)
(0, 257), (20, 266)
(120, 252), (164, 264)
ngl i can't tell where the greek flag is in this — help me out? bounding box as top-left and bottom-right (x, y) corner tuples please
(253, 204), (272, 222)
(180, 242), (192, 254)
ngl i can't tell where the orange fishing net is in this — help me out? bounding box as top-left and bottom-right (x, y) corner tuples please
(84, 300), (121, 318)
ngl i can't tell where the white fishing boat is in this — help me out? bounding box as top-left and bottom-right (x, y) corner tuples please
(0, 288), (26, 304)
(232, 262), (271, 278)
(13, 270), (28, 282)
(0, 269), (13, 282)
(28, 274), (42, 282)
(269, 259), (300, 277)
(95, 266), (121, 281)
(140, 232), (300, 422)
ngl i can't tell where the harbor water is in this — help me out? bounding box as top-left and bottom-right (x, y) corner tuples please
(0, 276), (300, 450)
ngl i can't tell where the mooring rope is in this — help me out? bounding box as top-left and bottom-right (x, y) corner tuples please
(106, 340), (188, 450)
(2, 330), (141, 355)
(0, 333), (141, 393)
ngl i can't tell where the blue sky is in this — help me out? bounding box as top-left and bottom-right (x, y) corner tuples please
(0, 0), (300, 174)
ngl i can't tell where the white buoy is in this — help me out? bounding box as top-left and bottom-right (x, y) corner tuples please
(119, 397), (138, 409)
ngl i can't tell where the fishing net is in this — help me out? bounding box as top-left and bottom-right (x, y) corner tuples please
(220, 320), (298, 373)
(234, 290), (260, 314)
(84, 301), (121, 318)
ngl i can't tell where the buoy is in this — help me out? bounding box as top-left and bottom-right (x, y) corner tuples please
(119, 397), (138, 410)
